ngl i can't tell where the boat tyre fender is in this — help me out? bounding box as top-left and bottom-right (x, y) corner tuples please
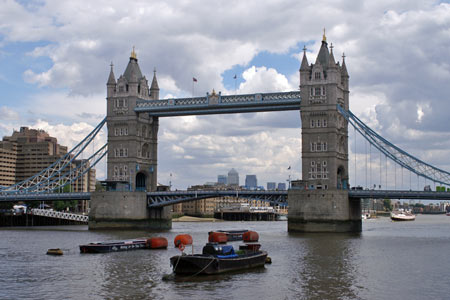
(213, 257), (219, 269)
(178, 243), (185, 252)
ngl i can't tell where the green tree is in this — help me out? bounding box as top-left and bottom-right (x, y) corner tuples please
(95, 180), (105, 191)
(53, 182), (78, 211)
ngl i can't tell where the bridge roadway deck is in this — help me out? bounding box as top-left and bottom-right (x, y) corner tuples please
(146, 190), (289, 207)
(1, 190), (450, 204)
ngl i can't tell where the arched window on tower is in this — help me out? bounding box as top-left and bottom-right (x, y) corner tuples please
(142, 143), (150, 158)
(143, 126), (147, 138)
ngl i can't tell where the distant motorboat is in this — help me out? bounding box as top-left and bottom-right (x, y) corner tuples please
(361, 213), (371, 220)
(390, 210), (416, 221)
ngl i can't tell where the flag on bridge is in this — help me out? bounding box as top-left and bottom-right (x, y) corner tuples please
(193, 77), (197, 82)
(287, 166), (291, 170)
(233, 74), (237, 79)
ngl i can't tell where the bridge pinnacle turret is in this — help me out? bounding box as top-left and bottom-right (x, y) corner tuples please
(322, 28), (327, 42)
(107, 62), (116, 85)
(150, 68), (160, 100)
(341, 53), (349, 78)
(300, 46), (309, 72)
(328, 43), (336, 69)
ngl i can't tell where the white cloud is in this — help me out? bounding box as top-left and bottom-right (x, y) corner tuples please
(0, 106), (19, 121)
(237, 66), (294, 94)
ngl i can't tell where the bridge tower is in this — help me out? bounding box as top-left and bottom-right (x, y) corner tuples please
(105, 49), (159, 192)
(288, 33), (361, 232)
(89, 49), (171, 230)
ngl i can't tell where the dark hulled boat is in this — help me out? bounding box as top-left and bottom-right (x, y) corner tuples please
(80, 239), (148, 253)
(80, 237), (167, 253)
(170, 243), (267, 275)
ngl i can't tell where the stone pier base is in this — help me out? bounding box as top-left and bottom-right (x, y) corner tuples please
(89, 191), (172, 230)
(288, 189), (361, 233)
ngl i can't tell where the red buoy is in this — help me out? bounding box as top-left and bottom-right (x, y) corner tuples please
(174, 234), (193, 247)
(243, 231), (259, 242)
(208, 232), (228, 244)
(146, 237), (168, 249)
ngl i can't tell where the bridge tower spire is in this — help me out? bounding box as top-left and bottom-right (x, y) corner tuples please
(289, 33), (360, 232)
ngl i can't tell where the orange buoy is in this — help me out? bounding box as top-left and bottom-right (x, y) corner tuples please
(243, 230), (259, 242)
(208, 232), (228, 244)
(174, 234), (193, 247)
(146, 237), (168, 249)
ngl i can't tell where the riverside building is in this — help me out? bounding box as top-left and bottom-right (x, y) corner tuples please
(0, 127), (96, 209)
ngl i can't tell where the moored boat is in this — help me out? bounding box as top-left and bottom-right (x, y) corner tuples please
(170, 242), (268, 275)
(80, 237), (167, 253)
(390, 210), (416, 221)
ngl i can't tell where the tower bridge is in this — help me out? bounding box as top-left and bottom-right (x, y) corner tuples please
(3, 33), (450, 231)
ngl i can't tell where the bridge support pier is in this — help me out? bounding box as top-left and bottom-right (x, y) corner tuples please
(88, 191), (172, 230)
(288, 190), (361, 233)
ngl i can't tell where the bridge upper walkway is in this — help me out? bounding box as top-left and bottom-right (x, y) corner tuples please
(135, 91), (301, 116)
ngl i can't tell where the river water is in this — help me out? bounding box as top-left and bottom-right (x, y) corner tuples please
(1, 215), (450, 300)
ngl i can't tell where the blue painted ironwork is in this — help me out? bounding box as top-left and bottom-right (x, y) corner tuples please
(0, 192), (91, 202)
(2, 189), (450, 204)
(147, 190), (288, 208)
(349, 189), (450, 200)
(338, 105), (450, 186)
(135, 91), (301, 116)
(0, 118), (107, 195)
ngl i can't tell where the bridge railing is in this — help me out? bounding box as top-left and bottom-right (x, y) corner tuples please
(31, 208), (89, 223)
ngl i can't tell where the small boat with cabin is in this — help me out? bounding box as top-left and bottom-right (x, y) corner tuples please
(390, 209), (416, 221)
(170, 242), (268, 275)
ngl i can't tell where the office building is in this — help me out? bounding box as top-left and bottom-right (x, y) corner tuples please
(245, 175), (257, 189)
(217, 175), (227, 185)
(277, 182), (286, 190)
(227, 168), (239, 186)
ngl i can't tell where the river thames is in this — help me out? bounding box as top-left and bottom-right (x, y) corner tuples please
(1, 215), (450, 300)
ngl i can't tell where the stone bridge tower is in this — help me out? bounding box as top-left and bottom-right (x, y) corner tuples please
(106, 49), (159, 192)
(300, 33), (349, 190)
(89, 49), (170, 230)
(288, 33), (361, 232)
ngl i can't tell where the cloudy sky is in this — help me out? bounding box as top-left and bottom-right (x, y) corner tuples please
(1, 0), (450, 190)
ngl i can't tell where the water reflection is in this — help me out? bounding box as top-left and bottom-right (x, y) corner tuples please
(291, 233), (362, 300)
